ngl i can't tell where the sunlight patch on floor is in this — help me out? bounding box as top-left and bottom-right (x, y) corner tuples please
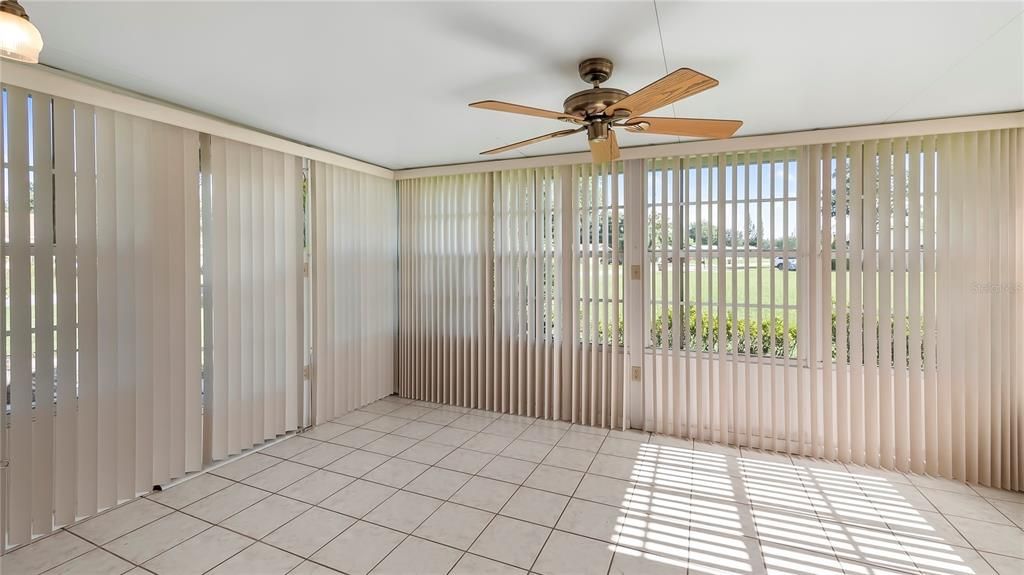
(611, 441), (994, 575)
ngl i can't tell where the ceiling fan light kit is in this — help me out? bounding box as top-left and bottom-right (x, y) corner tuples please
(471, 57), (742, 163)
(0, 0), (43, 63)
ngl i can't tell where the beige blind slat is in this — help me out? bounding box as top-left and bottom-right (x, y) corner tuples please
(53, 98), (77, 526)
(32, 89), (56, 534)
(7, 86), (33, 544)
(74, 102), (100, 516)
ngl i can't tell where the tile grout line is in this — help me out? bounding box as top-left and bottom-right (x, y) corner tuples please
(162, 526), (258, 575)
(142, 490), (295, 572)
(30, 530), (124, 575)
(64, 503), (197, 569)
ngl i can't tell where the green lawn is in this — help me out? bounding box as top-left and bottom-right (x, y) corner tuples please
(581, 258), (927, 326)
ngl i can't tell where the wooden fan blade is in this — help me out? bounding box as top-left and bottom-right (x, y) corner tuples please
(481, 128), (583, 155)
(470, 100), (581, 122)
(604, 68), (719, 117)
(590, 129), (620, 164)
(623, 117), (742, 139)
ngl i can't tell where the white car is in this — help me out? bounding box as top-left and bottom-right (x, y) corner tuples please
(774, 257), (797, 271)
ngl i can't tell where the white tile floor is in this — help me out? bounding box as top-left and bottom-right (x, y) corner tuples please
(4, 395), (1024, 575)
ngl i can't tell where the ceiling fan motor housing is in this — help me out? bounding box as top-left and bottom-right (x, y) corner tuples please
(564, 58), (630, 119)
(578, 57), (614, 85)
(563, 87), (629, 119)
(587, 121), (610, 142)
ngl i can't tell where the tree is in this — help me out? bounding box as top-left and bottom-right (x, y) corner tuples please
(746, 220), (759, 247)
(687, 222), (717, 246)
(831, 155), (911, 236)
(648, 213), (673, 250)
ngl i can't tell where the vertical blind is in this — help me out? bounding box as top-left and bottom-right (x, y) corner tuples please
(1, 86), (202, 546)
(398, 164), (628, 428)
(398, 174), (491, 408)
(644, 150), (800, 446)
(201, 136), (304, 462)
(492, 168), (563, 421)
(401, 131), (1020, 491)
(817, 130), (1021, 488)
(0, 86), (399, 551)
(641, 131), (1022, 490)
(311, 162), (397, 423)
(567, 163), (626, 428)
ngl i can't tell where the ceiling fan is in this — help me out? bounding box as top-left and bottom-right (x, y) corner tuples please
(470, 58), (742, 163)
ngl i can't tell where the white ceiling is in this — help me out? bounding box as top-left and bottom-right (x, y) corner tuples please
(24, 1), (1024, 170)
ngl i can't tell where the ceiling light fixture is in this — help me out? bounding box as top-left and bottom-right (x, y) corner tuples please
(0, 0), (42, 63)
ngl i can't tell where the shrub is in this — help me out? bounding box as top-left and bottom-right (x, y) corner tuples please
(648, 303), (924, 365)
(649, 305), (797, 358)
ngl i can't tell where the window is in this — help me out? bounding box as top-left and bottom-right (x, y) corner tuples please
(828, 140), (932, 369)
(2, 89), (64, 411)
(646, 150), (799, 359)
(574, 163), (624, 346)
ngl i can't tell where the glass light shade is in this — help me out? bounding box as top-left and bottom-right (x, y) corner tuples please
(0, 10), (42, 63)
